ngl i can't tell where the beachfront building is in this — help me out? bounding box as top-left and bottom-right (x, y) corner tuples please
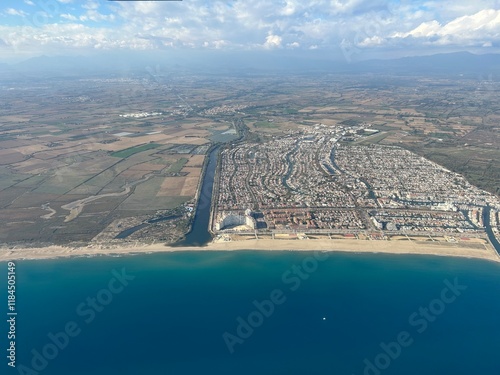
(215, 209), (256, 231)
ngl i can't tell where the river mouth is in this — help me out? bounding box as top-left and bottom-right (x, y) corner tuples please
(172, 146), (220, 247)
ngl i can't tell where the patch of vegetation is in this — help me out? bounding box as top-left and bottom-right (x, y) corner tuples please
(353, 132), (390, 145)
(167, 158), (189, 173)
(339, 119), (361, 126)
(69, 134), (89, 141)
(409, 128), (424, 135)
(254, 121), (278, 128)
(137, 121), (154, 128)
(245, 131), (266, 144)
(111, 143), (161, 158)
(427, 132), (454, 139)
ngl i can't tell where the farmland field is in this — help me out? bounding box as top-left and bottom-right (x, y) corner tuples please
(0, 75), (221, 244)
(110, 143), (161, 158)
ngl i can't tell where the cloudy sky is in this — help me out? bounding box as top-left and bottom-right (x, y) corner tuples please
(0, 0), (499, 62)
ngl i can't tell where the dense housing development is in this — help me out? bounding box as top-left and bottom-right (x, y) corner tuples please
(213, 125), (500, 242)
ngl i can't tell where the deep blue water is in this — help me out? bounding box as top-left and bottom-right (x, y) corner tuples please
(1, 252), (500, 375)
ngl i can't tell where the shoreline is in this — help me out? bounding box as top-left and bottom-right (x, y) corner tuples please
(1, 238), (499, 263)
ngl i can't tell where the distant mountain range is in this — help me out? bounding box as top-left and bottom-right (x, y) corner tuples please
(352, 52), (500, 75)
(1, 51), (499, 78)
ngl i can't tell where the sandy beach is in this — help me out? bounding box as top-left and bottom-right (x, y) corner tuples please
(1, 238), (499, 263)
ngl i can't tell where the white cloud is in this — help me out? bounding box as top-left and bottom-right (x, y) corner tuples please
(395, 20), (442, 38)
(61, 13), (78, 21)
(80, 10), (115, 23)
(280, 1), (297, 16)
(1, 23), (154, 54)
(388, 9), (500, 46)
(5, 8), (28, 17)
(441, 9), (500, 35)
(1, 0), (499, 59)
(264, 34), (282, 49)
(24, 0), (35, 6)
(355, 8), (500, 51)
(358, 36), (384, 47)
(397, 9), (500, 39)
(82, 1), (99, 11)
(213, 40), (228, 49)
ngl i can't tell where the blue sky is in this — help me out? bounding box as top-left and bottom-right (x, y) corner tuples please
(0, 0), (499, 62)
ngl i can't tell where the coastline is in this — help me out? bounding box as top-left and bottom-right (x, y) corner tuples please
(1, 238), (499, 263)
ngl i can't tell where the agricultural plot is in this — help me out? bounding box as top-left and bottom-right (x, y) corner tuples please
(181, 167), (202, 177)
(0, 78), (219, 244)
(158, 177), (186, 196)
(254, 121), (278, 128)
(167, 158), (189, 174)
(185, 155), (205, 167)
(120, 177), (190, 211)
(111, 143), (161, 158)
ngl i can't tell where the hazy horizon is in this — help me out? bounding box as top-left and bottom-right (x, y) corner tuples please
(0, 0), (499, 65)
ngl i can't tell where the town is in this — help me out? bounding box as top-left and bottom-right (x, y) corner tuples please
(213, 124), (500, 243)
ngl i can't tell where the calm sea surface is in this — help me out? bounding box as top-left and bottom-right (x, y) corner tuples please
(2, 251), (500, 375)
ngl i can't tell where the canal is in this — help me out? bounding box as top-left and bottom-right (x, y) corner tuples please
(173, 146), (220, 246)
(483, 206), (500, 255)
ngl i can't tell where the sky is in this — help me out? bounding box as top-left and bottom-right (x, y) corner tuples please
(0, 0), (499, 63)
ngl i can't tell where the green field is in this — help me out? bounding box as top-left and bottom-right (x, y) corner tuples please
(254, 121), (278, 128)
(167, 158), (189, 173)
(119, 177), (190, 211)
(111, 143), (161, 158)
(353, 131), (390, 145)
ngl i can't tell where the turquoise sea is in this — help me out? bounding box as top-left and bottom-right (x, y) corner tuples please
(2, 251), (500, 375)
